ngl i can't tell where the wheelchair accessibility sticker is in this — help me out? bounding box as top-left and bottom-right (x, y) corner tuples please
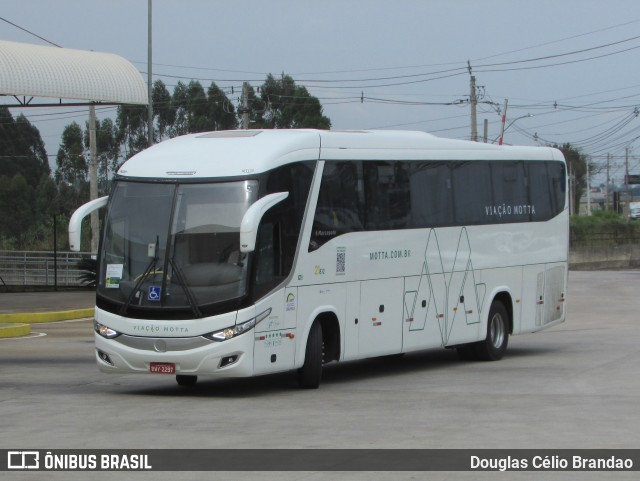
(148, 286), (161, 301)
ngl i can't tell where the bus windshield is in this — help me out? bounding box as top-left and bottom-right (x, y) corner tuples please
(98, 180), (259, 318)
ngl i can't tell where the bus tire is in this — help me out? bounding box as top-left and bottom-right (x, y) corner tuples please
(475, 300), (509, 361)
(176, 375), (197, 387)
(298, 321), (323, 389)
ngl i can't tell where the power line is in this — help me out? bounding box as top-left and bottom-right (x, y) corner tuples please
(474, 18), (640, 61)
(0, 16), (61, 47)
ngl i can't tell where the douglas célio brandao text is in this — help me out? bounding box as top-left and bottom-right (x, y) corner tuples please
(470, 454), (634, 471)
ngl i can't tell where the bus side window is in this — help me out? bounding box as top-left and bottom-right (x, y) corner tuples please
(363, 162), (411, 230)
(253, 221), (282, 298)
(309, 162), (363, 251)
(451, 162), (492, 225)
(528, 162), (562, 221)
(409, 162), (452, 228)
(491, 161), (530, 223)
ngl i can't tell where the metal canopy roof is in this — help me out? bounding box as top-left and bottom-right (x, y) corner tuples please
(0, 39), (147, 105)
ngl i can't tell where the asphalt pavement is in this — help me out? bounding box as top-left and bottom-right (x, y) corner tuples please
(0, 289), (95, 314)
(0, 289), (95, 337)
(1, 270), (639, 481)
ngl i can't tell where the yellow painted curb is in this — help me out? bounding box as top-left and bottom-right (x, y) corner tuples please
(0, 308), (95, 324)
(0, 323), (31, 338)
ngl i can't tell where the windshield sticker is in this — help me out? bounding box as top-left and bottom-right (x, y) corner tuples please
(148, 286), (161, 302)
(105, 264), (123, 289)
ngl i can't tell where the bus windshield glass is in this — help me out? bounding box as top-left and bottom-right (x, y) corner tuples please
(98, 180), (259, 317)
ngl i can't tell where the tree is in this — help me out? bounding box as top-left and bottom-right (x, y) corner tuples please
(0, 107), (50, 186)
(32, 174), (58, 246)
(242, 83), (267, 128)
(184, 80), (209, 133)
(115, 103), (148, 159)
(171, 81), (190, 137)
(115, 79), (174, 159)
(0, 108), (56, 249)
(259, 74), (330, 129)
(206, 83), (237, 131)
(55, 122), (87, 187)
(0, 174), (35, 248)
(84, 117), (118, 194)
(555, 143), (590, 215)
(170, 80), (237, 136)
(153, 80), (175, 141)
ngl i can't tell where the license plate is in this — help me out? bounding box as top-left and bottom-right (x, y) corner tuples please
(149, 362), (175, 374)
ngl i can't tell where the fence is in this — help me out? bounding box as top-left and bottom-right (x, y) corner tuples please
(569, 227), (640, 248)
(0, 250), (93, 288)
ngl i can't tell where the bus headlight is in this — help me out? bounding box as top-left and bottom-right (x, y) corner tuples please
(94, 321), (121, 339)
(205, 308), (271, 342)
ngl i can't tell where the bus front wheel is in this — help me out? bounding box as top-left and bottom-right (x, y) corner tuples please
(297, 321), (323, 389)
(475, 300), (509, 361)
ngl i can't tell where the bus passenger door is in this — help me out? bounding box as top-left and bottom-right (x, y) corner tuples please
(359, 278), (403, 357)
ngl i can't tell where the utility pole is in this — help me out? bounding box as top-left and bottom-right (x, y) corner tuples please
(147, 0), (153, 147)
(468, 61), (477, 142)
(498, 99), (508, 145)
(89, 104), (99, 254)
(483, 119), (488, 143)
(241, 82), (250, 130)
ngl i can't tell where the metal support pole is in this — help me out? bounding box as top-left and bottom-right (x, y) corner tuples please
(147, 0), (154, 146)
(242, 82), (249, 130)
(53, 214), (58, 291)
(606, 153), (611, 211)
(586, 159), (591, 215)
(89, 105), (99, 254)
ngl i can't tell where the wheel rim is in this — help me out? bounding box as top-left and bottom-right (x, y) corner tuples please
(489, 312), (506, 349)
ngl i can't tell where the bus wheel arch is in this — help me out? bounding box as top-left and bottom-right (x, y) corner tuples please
(475, 294), (511, 361)
(492, 291), (513, 335)
(297, 311), (341, 389)
(316, 311), (340, 363)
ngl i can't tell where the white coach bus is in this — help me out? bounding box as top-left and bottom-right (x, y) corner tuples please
(69, 129), (568, 388)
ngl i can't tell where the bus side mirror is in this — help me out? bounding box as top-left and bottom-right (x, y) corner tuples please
(240, 192), (289, 253)
(68, 196), (109, 252)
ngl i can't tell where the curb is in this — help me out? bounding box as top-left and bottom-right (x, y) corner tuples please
(0, 308), (95, 324)
(0, 323), (31, 338)
(0, 308), (94, 338)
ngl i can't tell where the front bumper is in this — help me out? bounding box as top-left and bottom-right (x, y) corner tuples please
(94, 329), (255, 378)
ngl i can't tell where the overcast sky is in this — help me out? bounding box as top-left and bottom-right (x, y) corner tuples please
(3, 0), (640, 184)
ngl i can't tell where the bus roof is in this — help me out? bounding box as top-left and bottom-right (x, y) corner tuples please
(116, 129), (563, 179)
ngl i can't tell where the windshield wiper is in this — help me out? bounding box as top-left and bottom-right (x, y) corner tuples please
(119, 236), (159, 316)
(167, 257), (203, 318)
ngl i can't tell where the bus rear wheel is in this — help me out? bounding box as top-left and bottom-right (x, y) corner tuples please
(298, 321), (323, 389)
(475, 300), (509, 361)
